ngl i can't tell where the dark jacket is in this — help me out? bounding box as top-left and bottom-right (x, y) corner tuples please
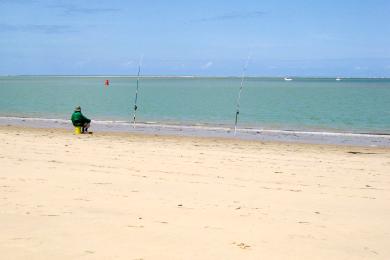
(71, 111), (91, 126)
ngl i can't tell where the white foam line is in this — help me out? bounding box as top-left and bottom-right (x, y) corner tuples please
(91, 119), (231, 131)
(1, 116), (389, 139)
(0, 116), (69, 123)
(242, 128), (390, 138)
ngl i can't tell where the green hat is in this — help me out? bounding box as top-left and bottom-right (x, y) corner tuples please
(75, 106), (81, 112)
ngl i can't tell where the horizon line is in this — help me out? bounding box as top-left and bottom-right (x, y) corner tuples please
(1, 74), (390, 79)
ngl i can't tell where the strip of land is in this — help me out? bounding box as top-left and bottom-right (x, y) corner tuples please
(0, 126), (389, 259)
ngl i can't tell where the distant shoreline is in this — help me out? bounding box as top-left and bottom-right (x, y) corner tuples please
(1, 75), (390, 79)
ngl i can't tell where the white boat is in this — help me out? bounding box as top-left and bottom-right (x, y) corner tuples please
(284, 77), (293, 81)
(336, 77), (341, 81)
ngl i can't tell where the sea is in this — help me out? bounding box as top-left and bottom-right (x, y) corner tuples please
(1, 76), (389, 146)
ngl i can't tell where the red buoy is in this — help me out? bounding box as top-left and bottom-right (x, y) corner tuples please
(104, 79), (110, 87)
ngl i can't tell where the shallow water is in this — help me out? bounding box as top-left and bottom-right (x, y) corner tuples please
(0, 76), (389, 134)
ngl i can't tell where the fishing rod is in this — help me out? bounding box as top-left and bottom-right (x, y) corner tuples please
(234, 55), (250, 135)
(132, 56), (143, 128)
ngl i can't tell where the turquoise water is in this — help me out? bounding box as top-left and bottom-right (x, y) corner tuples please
(0, 76), (389, 134)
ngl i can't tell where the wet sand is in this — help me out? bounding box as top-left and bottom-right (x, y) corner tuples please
(1, 126), (390, 259)
(1, 116), (390, 147)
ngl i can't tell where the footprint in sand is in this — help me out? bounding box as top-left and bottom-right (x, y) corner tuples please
(233, 242), (251, 249)
(127, 225), (144, 228)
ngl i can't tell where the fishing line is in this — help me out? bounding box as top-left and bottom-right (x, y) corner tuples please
(234, 55), (251, 135)
(132, 56), (143, 128)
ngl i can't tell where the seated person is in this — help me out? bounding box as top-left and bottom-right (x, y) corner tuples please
(71, 106), (91, 133)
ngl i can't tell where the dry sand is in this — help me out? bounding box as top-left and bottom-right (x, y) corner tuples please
(0, 126), (389, 259)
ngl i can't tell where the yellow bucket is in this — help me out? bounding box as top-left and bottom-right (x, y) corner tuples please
(74, 126), (82, 134)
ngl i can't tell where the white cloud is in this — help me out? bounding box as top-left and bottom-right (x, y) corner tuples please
(201, 61), (213, 69)
(354, 66), (368, 70)
(123, 60), (134, 67)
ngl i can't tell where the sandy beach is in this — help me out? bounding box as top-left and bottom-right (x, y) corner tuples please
(0, 125), (389, 259)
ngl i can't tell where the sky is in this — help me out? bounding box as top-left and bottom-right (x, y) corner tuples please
(1, 0), (390, 77)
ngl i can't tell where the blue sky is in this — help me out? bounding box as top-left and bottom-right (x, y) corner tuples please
(1, 0), (389, 76)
